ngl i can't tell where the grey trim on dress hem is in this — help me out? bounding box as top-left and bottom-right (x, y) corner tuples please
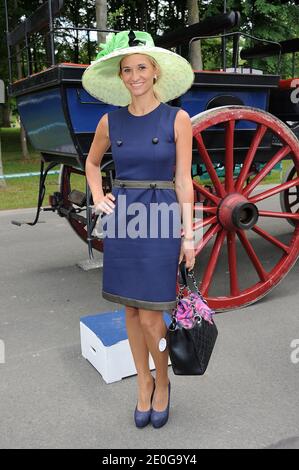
(102, 290), (177, 311)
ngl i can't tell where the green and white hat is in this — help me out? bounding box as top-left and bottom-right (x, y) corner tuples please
(82, 30), (194, 106)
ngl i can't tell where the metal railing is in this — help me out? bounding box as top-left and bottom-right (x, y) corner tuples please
(188, 31), (282, 75)
(4, 0), (119, 83)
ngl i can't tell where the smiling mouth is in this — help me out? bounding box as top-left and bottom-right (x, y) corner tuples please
(131, 83), (144, 87)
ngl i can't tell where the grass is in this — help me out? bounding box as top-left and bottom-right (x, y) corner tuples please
(0, 175), (61, 210)
(0, 127), (85, 210)
(0, 126), (293, 211)
(193, 160), (290, 188)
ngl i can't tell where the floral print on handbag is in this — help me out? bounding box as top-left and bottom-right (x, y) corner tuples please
(170, 266), (215, 329)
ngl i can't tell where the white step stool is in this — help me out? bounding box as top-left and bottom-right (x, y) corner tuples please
(80, 309), (172, 384)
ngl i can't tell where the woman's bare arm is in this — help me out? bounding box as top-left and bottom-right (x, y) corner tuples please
(85, 113), (111, 204)
(174, 109), (194, 239)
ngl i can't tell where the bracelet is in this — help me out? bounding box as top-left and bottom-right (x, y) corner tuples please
(182, 235), (194, 241)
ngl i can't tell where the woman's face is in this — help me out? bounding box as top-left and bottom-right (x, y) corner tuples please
(120, 54), (157, 99)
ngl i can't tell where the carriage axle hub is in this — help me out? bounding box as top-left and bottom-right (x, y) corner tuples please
(217, 193), (258, 231)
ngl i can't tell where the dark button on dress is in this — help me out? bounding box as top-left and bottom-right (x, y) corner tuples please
(102, 102), (182, 311)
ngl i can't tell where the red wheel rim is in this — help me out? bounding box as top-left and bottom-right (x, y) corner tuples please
(191, 106), (299, 312)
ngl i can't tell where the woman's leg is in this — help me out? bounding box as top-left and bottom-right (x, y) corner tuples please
(138, 309), (170, 412)
(125, 306), (155, 411)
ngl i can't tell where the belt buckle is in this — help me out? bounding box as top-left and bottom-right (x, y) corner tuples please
(150, 183), (157, 189)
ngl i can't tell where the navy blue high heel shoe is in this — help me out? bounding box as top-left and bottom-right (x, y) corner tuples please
(150, 381), (171, 429)
(134, 378), (155, 428)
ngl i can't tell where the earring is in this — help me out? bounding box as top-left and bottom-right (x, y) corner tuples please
(153, 75), (158, 84)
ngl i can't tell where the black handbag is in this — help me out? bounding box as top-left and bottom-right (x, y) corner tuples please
(166, 262), (218, 376)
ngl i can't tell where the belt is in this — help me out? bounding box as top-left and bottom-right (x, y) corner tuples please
(113, 178), (175, 189)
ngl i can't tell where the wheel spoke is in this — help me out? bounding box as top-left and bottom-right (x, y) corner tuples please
(249, 176), (299, 204)
(192, 180), (220, 205)
(235, 124), (268, 192)
(243, 145), (291, 197)
(225, 120), (235, 193)
(289, 200), (299, 208)
(194, 215), (217, 231)
(237, 230), (269, 282)
(258, 210), (299, 221)
(201, 206), (218, 214)
(227, 232), (240, 296)
(252, 225), (291, 254)
(194, 205), (218, 215)
(196, 133), (226, 198)
(201, 229), (226, 295)
(195, 223), (222, 255)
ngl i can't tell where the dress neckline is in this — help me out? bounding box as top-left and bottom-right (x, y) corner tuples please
(126, 102), (162, 118)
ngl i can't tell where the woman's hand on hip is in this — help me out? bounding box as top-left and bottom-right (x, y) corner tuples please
(93, 193), (116, 215)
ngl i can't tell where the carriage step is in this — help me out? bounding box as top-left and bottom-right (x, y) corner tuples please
(77, 257), (103, 271)
(68, 189), (86, 207)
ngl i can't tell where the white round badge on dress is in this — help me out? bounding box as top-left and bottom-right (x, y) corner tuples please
(159, 338), (167, 352)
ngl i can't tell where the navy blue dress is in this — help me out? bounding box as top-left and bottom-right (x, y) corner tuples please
(102, 102), (182, 311)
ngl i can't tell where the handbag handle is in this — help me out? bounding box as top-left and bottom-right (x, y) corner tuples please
(178, 261), (188, 287)
(177, 261), (209, 306)
(178, 261), (200, 294)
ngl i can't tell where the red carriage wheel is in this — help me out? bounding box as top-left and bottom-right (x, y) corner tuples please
(280, 164), (299, 227)
(191, 106), (299, 312)
(59, 160), (115, 252)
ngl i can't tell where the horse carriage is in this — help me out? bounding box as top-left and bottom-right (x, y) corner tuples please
(5, 0), (299, 312)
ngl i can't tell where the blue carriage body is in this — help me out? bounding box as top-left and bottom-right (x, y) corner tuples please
(12, 65), (279, 168)
(18, 87), (78, 157)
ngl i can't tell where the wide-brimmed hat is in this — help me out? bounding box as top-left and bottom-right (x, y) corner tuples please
(82, 30), (194, 106)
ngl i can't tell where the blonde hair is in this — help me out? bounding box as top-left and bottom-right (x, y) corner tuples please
(119, 54), (161, 101)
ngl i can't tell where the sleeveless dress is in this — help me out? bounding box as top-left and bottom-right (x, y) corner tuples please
(101, 102), (182, 311)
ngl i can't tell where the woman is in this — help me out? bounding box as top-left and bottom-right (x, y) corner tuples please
(82, 30), (195, 429)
